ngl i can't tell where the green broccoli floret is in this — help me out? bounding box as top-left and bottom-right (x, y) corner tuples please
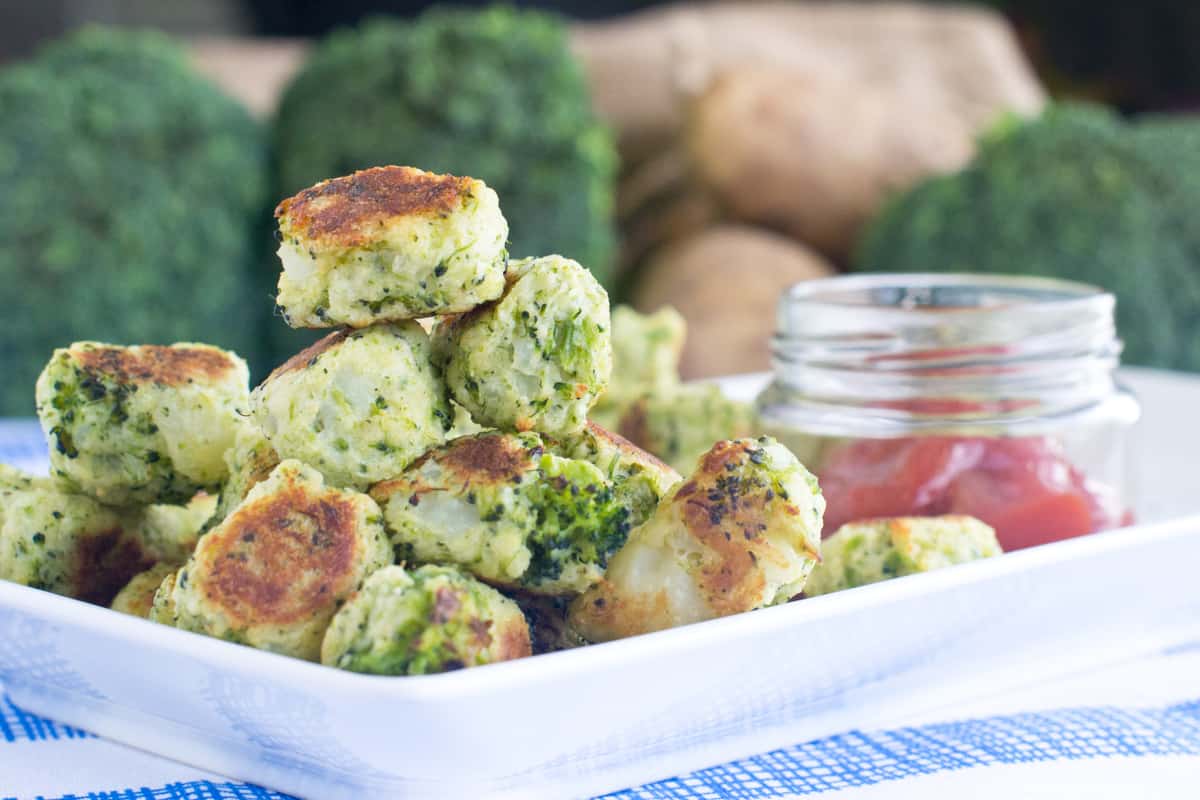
(0, 27), (269, 415)
(272, 7), (617, 288)
(523, 454), (633, 586)
(854, 103), (1200, 371)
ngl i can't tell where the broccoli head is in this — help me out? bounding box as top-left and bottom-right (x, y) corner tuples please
(0, 27), (269, 415)
(273, 7), (618, 287)
(854, 103), (1200, 371)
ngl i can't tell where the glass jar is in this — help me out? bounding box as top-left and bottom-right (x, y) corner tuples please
(756, 273), (1140, 552)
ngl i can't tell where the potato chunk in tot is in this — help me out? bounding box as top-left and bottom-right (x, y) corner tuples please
(321, 564), (530, 675)
(570, 437), (824, 642)
(173, 460), (392, 660)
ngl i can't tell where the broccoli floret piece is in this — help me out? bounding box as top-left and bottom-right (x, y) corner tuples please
(0, 27), (269, 415)
(854, 103), (1200, 371)
(1126, 116), (1200, 367)
(273, 7), (617, 290)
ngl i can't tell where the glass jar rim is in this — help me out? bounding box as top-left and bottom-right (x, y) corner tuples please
(780, 272), (1113, 319)
(764, 272), (1125, 435)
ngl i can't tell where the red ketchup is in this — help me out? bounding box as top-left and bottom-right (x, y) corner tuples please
(817, 436), (1131, 551)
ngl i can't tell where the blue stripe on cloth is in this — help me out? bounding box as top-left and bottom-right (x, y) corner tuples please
(3, 781), (292, 800)
(4, 695), (1200, 799)
(0, 696), (91, 744)
(599, 698), (1200, 799)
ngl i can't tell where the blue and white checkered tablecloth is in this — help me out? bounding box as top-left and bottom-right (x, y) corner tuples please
(4, 635), (1200, 799)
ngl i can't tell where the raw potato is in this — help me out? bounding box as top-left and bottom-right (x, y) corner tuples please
(614, 145), (722, 276)
(571, 1), (1044, 162)
(631, 225), (834, 378)
(188, 38), (308, 118)
(689, 66), (975, 260)
(576, 2), (1043, 266)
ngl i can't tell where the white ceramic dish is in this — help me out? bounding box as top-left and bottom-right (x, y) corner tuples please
(0, 370), (1198, 799)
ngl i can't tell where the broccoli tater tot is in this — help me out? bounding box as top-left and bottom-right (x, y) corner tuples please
(148, 568), (179, 626)
(805, 516), (1002, 596)
(0, 473), (153, 605)
(507, 590), (588, 655)
(570, 437), (824, 642)
(609, 305), (686, 397)
(250, 323), (450, 490)
(619, 382), (759, 474)
(206, 425), (280, 532)
(371, 431), (632, 595)
(0, 464), (40, 492)
(134, 491), (218, 564)
(35, 342), (250, 505)
(321, 564), (530, 675)
(592, 304), (686, 430)
(435, 255), (612, 436)
(275, 166), (509, 327)
(111, 562), (177, 619)
(173, 460), (392, 660)
(552, 422), (680, 529)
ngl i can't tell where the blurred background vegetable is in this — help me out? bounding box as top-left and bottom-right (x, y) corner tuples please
(3, 0), (1200, 407)
(273, 8), (616, 280)
(0, 26), (267, 416)
(855, 103), (1200, 371)
(268, 7), (617, 357)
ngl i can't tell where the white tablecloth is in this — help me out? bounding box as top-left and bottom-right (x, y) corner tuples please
(4, 634), (1200, 799)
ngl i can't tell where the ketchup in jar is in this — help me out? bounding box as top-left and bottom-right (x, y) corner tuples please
(757, 274), (1139, 552)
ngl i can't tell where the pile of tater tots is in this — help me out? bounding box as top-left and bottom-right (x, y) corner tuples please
(0, 165), (850, 676)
